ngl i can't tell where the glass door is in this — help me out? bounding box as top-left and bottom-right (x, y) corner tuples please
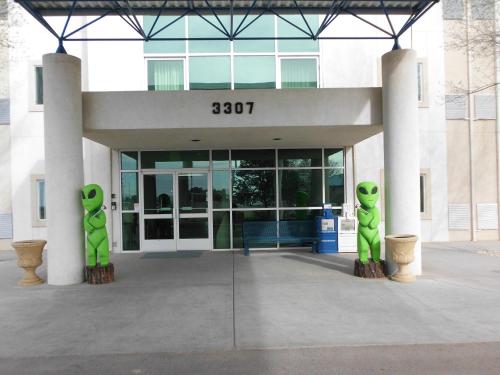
(141, 172), (176, 251)
(176, 172), (211, 250)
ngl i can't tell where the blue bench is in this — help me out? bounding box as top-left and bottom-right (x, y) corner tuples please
(242, 220), (317, 256)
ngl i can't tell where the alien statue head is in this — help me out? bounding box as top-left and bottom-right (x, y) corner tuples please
(356, 181), (380, 209)
(81, 184), (104, 212)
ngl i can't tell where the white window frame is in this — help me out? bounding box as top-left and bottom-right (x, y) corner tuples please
(420, 169), (432, 220)
(143, 15), (321, 91)
(29, 62), (44, 112)
(31, 175), (47, 227)
(417, 58), (429, 108)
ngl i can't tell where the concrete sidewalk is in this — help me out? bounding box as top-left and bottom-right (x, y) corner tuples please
(0, 242), (500, 361)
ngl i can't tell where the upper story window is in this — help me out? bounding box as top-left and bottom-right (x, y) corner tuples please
(35, 66), (43, 105)
(144, 15), (319, 92)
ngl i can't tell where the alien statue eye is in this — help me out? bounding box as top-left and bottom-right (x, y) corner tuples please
(88, 189), (97, 199)
(81, 191), (86, 199)
(371, 186), (378, 194)
(359, 187), (368, 194)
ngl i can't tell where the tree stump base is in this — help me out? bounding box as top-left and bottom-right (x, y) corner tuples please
(354, 259), (386, 279)
(84, 263), (114, 284)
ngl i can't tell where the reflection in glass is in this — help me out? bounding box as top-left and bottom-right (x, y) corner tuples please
(37, 180), (46, 220)
(121, 151), (138, 170)
(277, 15), (319, 52)
(121, 172), (138, 211)
(278, 149), (321, 167)
(231, 149), (275, 168)
(233, 170), (276, 208)
(213, 211), (230, 249)
(141, 150), (209, 169)
(143, 174), (174, 214)
(233, 15), (275, 53)
(232, 210), (276, 248)
(143, 16), (186, 54)
(324, 149), (344, 168)
(279, 170), (322, 207)
(213, 170), (230, 209)
(179, 218), (208, 239)
(178, 174), (208, 213)
(279, 209), (322, 221)
(189, 56), (231, 90)
(145, 219), (174, 240)
(188, 15), (230, 53)
(325, 169), (345, 206)
(234, 56), (275, 89)
(212, 150), (230, 169)
(122, 213), (139, 250)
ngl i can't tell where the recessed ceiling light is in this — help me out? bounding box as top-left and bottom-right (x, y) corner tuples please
(273, 138), (282, 141)
(191, 139), (201, 142)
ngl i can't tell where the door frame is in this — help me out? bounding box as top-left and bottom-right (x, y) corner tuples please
(139, 168), (212, 252)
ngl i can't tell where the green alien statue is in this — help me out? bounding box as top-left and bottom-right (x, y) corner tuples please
(81, 184), (109, 267)
(356, 181), (381, 264)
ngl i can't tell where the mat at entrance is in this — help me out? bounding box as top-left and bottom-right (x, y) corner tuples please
(141, 251), (203, 259)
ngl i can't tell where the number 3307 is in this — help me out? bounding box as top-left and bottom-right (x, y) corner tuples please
(212, 102), (254, 115)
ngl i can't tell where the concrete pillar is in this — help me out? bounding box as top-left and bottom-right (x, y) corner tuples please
(43, 54), (85, 285)
(382, 49), (422, 275)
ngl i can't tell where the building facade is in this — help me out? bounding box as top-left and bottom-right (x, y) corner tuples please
(2, 1), (499, 273)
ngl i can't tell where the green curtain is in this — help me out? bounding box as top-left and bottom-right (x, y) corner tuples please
(281, 59), (317, 89)
(148, 60), (184, 91)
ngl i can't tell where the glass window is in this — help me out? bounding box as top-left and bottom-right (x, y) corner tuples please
(212, 150), (230, 169)
(233, 15), (275, 53)
(278, 149), (321, 167)
(179, 218), (208, 239)
(325, 169), (344, 206)
(37, 179), (46, 220)
(213, 211), (230, 249)
(232, 210), (276, 248)
(213, 170), (230, 209)
(417, 62), (424, 103)
(279, 170), (323, 207)
(35, 66), (43, 105)
(277, 15), (319, 52)
(232, 170), (276, 208)
(121, 151), (138, 170)
(324, 149), (344, 168)
(234, 56), (276, 89)
(231, 149), (275, 168)
(143, 16), (186, 53)
(420, 174), (425, 213)
(145, 218), (174, 239)
(122, 213), (140, 250)
(141, 150), (209, 169)
(281, 59), (317, 89)
(188, 15), (230, 53)
(121, 172), (138, 211)
(279, 209), (322, 221)
(178, 174), (208, 214)
(143, 174), (174, 214)
(189, 56), (231, 90)
(148, 60), (184, 91)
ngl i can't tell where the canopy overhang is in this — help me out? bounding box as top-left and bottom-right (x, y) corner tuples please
(15, 0), (439, 50)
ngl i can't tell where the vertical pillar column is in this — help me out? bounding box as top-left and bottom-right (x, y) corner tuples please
(382, 49), (422, 275)
(43, 53), (85, 285)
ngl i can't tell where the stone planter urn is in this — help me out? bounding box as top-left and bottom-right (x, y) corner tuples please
(12, 240), (47, 286)
(385, 234), (417, 283)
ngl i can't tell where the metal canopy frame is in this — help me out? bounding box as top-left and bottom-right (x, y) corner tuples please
(15, 0), (439, 52)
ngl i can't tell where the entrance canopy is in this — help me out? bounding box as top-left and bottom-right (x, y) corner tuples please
(16, 0), (438, 49)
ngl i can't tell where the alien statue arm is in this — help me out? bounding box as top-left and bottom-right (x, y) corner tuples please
(368, 208), (380, 229)
(357, 208), (373, 227)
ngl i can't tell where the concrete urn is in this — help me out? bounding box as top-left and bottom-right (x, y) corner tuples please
(385, 234), (417, 283)
(12, 240), (47, 286)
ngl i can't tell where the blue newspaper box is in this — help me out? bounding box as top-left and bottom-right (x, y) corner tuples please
(314, 205), (338, 253)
